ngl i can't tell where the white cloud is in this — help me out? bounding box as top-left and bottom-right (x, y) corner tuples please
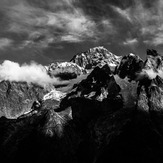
(0, 60), (67, 87)
(110, 0), (163, 46)
(143, 33), (163, 46)
(46, 10), (96, 39)
(0, 38), (13, 49)
(123, 38), (138, 45)
(101, 19), (115, 32)
(111, 5), (132, 22)
(61, 35), (83, 42)
(133, 0), (163, 46)
(6, 0), (97, 45)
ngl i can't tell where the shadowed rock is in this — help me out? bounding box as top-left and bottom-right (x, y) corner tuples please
(117, 53), (144, 81)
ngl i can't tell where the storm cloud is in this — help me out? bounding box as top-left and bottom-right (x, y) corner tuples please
(0, 0), (163, 63)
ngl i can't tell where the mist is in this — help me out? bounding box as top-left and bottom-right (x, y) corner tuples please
(0, 60), (65, 87)
(137, 69), (163, 81)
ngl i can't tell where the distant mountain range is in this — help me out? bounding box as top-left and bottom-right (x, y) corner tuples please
(47, 46), (121, 80)
(1, 47), (163, 163)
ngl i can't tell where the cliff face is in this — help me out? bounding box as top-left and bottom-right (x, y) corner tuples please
(0, 81), (47, 119)
(117, 53), (144, 80)
(144, 49), (163, 71)
(1, 48), (163, 163)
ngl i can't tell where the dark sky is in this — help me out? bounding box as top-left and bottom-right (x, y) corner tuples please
(0, 0), (163, 65)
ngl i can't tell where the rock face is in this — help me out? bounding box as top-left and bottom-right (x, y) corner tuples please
(64, 64), (120, 101)
(48, 62), (86, 80)
(70, 46), (122, 70)
(144, 49), (163, 72)
(117, 53), (144, 80)
(2, 48), (163, 163)
(137, 75), (163, 112)
(0, 81), (47, 119)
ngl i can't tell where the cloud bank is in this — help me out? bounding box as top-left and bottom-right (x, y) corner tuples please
(0, 60), (62, 87)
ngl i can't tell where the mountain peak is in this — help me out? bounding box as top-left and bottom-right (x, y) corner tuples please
(144, 50), (163, 72)
(147, 49), (159, 57)
(70, 46), (122, 70)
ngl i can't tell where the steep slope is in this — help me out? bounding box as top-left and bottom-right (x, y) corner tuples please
(144, 49), (163, 71)
(0, 81), (48, 119)
(47, 47), (121, 80)
(117, 49), (163, 81)
(138, 75), (163, 112)
(48, 62), (87, 80)
(70, 46), (122, 70)
(58, 64), (124, 113)
(117, 53), (144, 80)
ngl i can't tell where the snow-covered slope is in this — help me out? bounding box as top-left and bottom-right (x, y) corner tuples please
(43, 89), (66, 101)
(48, 62), (87, 80)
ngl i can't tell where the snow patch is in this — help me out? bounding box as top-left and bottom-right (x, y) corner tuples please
(43, 89), (66, 101)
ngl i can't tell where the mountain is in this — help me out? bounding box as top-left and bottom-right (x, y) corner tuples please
(70, 46), (122, 70)
(1, 48), (163, 163)
(138, 75), (163, 112)
(117, 53), (144, 80)
(47, 46), (121, 80)
(0, 81), (48, 119)
(47, 62), (87, 80)
(59, 64), (121, 102)
(144, 49), (163, 72)
(0, 46), (121, 119)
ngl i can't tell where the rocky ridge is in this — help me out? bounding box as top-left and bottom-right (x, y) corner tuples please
(48, 62), (87, 80)
(0, 46), (120, 119)
(47, 46), (121, 80)
(1, 48), (163, 163)
(71, 46), (122, 70)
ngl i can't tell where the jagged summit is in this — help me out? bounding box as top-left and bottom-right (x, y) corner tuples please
(117, 52), (144, 80)
(147, 49), (159, 57)
(144, 49), (163, 72)
(60, 64), (121, 102)
(47, 46), (122, 80)
(70, 46), (122, 69)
